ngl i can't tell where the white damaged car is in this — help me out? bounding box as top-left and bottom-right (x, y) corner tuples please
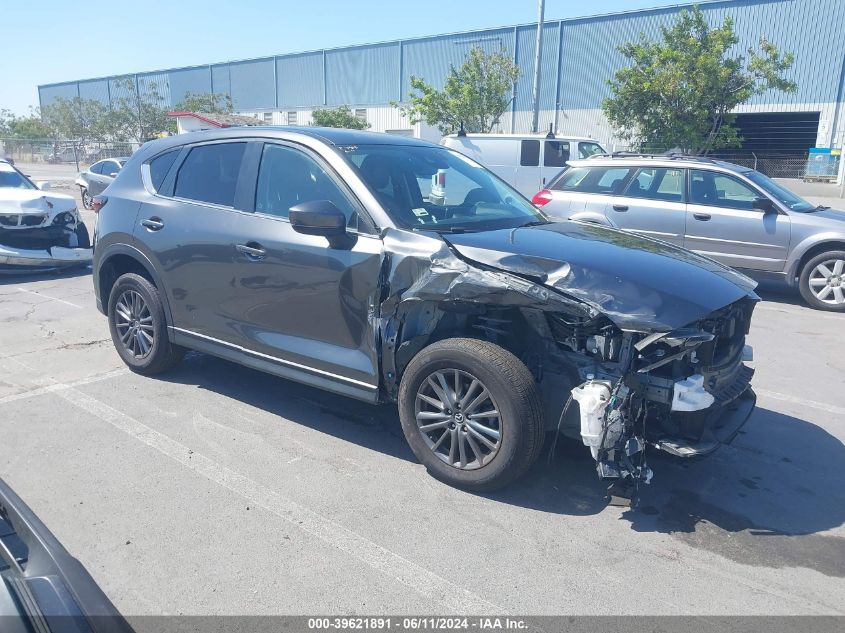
(0, 159), (92, 273)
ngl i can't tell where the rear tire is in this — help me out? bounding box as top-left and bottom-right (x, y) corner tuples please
(107, 273), (184, 375)
(798, 250), (845, 312)
(398, 337), (544, 491)
(80, 187), (92, 210)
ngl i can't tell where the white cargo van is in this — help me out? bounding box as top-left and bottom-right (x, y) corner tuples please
(441, 133), (607, 198)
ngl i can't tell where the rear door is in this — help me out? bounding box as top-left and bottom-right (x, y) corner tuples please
(608, 166), (687, 245)
(544, 165), (633, 221)
(684, 169), (791, 272)
(513, 139), (541, 197)
(540, 140), (570, 191)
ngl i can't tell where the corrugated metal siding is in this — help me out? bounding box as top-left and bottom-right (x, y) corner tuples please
(229, 58), (276, 110)
(37, 0), (845, 127)
(77, 79), (110, 104)
(108, 76), (137, 104)
(401, 28), (515, 97)
(326, 43), (400, 105)
(38, 83), (78, 106)
(168, 67), (212, 106)
(138, 72), (171, 108)
(277, 52), (324, 107)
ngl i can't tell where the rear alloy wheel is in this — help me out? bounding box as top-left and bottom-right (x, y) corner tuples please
(799, 251), (845, 312)
(80, 188), (92, 210)
(398, 338), (544, 491)
(107, 273), (184, 374)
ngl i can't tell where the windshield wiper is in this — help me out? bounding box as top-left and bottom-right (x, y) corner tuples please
(518, 220), (549, 227)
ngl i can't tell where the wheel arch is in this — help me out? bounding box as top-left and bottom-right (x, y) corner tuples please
(96, 245), (171, 325)
(788, 238), (845, 286)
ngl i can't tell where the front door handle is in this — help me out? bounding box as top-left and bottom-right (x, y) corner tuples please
(693, 213), (712, 221)
(236, 242), (266, 260)
(612, 205), (628, 212)
(141, 217), (164, 231)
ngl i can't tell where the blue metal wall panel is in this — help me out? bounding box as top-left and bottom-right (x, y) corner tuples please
(401, 29), (515, 98)
(138, 72), (171, 108)
(326, 43), (399, 105)
(211, 63), (231, 97)
(168, 67), (212, 107)
(277, 52), (324, 107)
(38, 83), (78, 106)
(229, 58), (276, 110)
(77, 79), (110, 105)
(108, 76), (137, 104)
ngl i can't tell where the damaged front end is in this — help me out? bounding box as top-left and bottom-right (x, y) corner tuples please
(0, 201), (92, 273)
(378, 222), (759, 507)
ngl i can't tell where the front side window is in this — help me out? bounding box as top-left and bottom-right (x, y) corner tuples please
(543, 141), (570, 167)
(623, 167), (684, 202)
(341, 144), (544, 232)
(255, 144), (358, 224)
(173, 142), (246, 207)
(745, 170), (814, 212)
(550, 166), (632, 194)
(0, 162), (36, 189)
(578, 142), (604, 158)
(520, 140), (540, 167)
(689, 169), (761, 210)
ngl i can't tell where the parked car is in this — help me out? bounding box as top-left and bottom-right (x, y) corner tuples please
(0, 477), (134, 633)
(441, 133), (606, 198)
(93, 129), (758, 502)
(0, 159), (92, 272)
(533, 154), (845, 312)
(76, 158), (128, 209)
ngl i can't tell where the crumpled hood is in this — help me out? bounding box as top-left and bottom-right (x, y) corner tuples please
(0, 188), (76, 217)
(442, 221), (758, 331)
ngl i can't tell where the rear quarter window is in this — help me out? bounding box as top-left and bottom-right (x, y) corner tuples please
(148, 149), (180, 192)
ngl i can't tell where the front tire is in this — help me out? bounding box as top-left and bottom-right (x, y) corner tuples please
(107, 273), (184, 374)
(799, 250), (845, 311)
(398, 338), (544, 491)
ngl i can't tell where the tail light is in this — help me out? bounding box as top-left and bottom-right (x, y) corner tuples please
(91, 195), (108, 213)
(531, 189), (554, 207)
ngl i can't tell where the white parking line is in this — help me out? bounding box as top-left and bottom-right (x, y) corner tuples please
(756, 389), (845, 416)
(0, 368), (128, 406)
(55, 386), (503, 615)
(16, 287), (82, 309)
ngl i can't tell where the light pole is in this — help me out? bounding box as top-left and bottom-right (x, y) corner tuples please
(530, 0), (546, 133)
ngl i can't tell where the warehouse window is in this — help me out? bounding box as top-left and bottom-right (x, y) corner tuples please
(263, 112), (273, 124)
(355, 108), (367, 122)
(287, 111), (298, 126)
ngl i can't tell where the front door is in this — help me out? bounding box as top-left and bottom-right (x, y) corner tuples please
(684, 169), (791, 272)
(608, 166), (687, 246)
(226, 141), (384, 389)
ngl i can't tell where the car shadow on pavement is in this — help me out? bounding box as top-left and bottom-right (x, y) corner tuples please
(0, 266), (91, 285)
(493, 406), (845, 577)
(158, 352), (417, 464)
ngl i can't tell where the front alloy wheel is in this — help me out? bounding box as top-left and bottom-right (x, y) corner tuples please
(113, 289), (155, 359)
(415, 368), (502, 470)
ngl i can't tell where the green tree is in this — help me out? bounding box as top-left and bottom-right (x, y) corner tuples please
(311, 105), (370, 129)
(9, 108), (54, 138)
(602, 6), (797, 153)
(41, 97), (110, 143)
(396, 46), (520, 135)
(175, 91), (233, 114)
(107, 77), (175, 142)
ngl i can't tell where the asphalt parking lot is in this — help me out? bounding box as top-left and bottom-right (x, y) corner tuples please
(1, 196), (844, 617)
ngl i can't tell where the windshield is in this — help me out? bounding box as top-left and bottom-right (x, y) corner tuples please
(0, 162), (36, 189)
(340, 144), (545, 232)
(745, 170), (816, 212)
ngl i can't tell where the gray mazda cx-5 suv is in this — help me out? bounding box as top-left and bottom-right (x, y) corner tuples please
(93, 128), (759, 503)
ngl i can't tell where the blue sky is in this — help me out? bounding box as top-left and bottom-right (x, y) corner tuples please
(1, 0), (691, 115)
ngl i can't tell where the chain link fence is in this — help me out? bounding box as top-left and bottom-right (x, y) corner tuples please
(706, 151), (841, 181)
(0, 138), (140, 170)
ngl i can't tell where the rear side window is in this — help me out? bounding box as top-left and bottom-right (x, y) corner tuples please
(520, 140), (540, 167)
(149, 149), (179, 192)
(174, 143), (246, 207)
(103, 161), (121, 177)
(623, 168), (684, 202)
(551, 166), (632, 194)
(89, 161), (104, 174)
(543, 141), (570, 167)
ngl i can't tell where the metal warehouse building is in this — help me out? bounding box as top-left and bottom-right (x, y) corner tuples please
(39, 0), (845, 156)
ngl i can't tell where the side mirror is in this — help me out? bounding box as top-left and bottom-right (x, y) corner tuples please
(36, 181), (51, 191)
(752, 197), (775, 213)
(289, 200), (347, 237)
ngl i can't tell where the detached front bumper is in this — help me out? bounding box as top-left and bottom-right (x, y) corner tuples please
(655, 386), (757, 457)
(0, 243), (92, 273)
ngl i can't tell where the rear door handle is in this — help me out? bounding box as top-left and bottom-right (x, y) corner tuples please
(612, 205), (628, 212)
(236, 243), (266, 260)
(141, 217), (164, 231)
(693, 213), (712, 221)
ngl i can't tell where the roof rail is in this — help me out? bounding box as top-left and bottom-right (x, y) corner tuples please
(583, 151), (721, 164)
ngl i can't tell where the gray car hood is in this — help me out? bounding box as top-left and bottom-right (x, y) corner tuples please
(442, 221), (758, 332)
